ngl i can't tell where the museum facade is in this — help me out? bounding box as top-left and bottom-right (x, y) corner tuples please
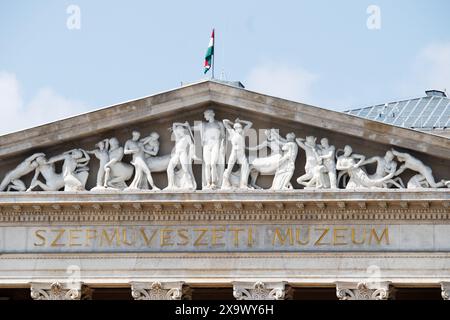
(0, 80), (449, 300)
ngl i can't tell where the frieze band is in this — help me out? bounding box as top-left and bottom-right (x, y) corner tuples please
(1, 109), (449, 193)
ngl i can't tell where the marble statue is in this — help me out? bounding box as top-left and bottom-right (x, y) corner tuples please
(247, 129), (284, 189)
(296, 136), (329, 189)
(142, 132), (172, 174)
(2, 117), (448, 192)
(124, 131), (160, 191)
(88, 139), (110, 191)
(360, 150), (404, 188)
(317, 138), (337, 189)
(221, 118), (253, 190)
(248, 129), (298, 190)
(27, 150), (90, 191)
(165, 122), (199, 191)
(0, 153), (45, 191)
(59, 149), (90, 191)
(103, 137), (134, 190)
(27, 155), (65, 191)
(37, 149), (90, 191)
(406, 174), (434, 189)
(271, 132), (298, 190)
(392, 149), (450, 188)
(192, 109), (226, 190)
(336, 145), (395, 189)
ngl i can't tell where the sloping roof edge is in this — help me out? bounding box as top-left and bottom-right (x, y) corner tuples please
(0, 80), (449, 159)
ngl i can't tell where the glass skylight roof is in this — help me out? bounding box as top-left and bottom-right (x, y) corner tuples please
(345, 94), (450, 130)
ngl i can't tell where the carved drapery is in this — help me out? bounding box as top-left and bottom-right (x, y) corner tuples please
(30, 282), (91, 300)
(336, 282), (392, 300)
(130, 281), (190, 300)
(233, 281), (291, 300)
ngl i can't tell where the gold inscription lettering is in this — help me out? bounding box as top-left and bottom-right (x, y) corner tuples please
(194, 228), (209, 246)
(272, 227), (293, 246)
(295, 227), (310, 245)
(100, 228), (120, 247)
(69, 229), (82, 247)
(314, 228), (331, 246)
(351, 228), (366, 245)
(247, 227), (254, 247)
(212, 227), (226, 247)
(122, 228), (135, 246)
(229, 228), (244, 247)
(34, 230), (46, 246)
(369, 227), (389, 245)
(51, 229), (65, 247)
(140, 228), (158, 246)
(85, 229), (97, 246)
(333, 227), (348, 246)
(177, 229), (189, 246)
(160, 229), (174, 247)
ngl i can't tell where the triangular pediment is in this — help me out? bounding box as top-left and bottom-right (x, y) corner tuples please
(0, 80), (448, 191)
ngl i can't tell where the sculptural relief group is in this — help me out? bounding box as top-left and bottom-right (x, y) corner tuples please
(1, 109), (449, 192)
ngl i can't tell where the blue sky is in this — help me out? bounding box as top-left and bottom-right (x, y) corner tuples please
(1, 0), (449, 134)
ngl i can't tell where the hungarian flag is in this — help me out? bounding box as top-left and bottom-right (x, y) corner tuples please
(204, 29), (214, 74)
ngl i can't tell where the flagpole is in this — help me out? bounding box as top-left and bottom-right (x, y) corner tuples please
(212, 28), (215, 80)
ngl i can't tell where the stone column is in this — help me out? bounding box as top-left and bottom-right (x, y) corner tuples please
(232, 281), (291, 300)
(336, 282), (392, 300)
(441, 282), (450, 300)
(130, 281), (191, 300)
(30, 282), (92, 300)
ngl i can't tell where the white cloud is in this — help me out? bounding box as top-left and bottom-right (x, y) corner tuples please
(399, 42), (450, 96)
(417, 42), (450, 92)
(0, 71), (88, 135)
(245, 63), (319, 103)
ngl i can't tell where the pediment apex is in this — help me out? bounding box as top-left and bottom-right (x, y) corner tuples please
(0, 80), (449, 160)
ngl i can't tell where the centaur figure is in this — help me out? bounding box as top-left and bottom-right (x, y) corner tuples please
(247, 129), (298, 190)
(336, 145), (395, 189)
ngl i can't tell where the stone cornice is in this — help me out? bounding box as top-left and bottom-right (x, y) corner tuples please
(208, 82), (450, 158)
(0, 80), (448, 160)
(0, 190), (448, 224)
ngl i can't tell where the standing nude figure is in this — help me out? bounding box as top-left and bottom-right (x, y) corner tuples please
(296, 136), (328, 189)
(88, 139), (110, 190)
(317, 138), (337, 189)
(221, 118), (253, 190)
(392, 149), (449, 188)
(124, 131), (159, 191)
(0, 153), (45, 191)
(192, 110), (225, 189)
(165, 122), (198, 191)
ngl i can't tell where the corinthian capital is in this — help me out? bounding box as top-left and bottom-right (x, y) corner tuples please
(336, 282), (392, 300)
(441, 282), (450, 300)
(130, 281), (190, 300)
(233, 281), (291, 300)
(30, 282), (91, 300)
